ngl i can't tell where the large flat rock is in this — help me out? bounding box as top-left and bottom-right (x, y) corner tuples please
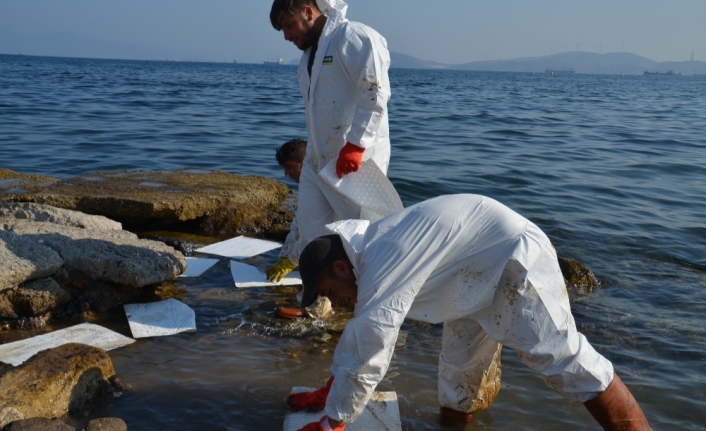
(24, 169), (287, 219)
(1, 202), (122, 231)
(3, 219), (185, 288)
(0, 230), (64, 291)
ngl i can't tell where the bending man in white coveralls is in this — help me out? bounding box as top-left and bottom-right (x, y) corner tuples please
(289, 194), (651, 431)
(267, 0), (393, 282)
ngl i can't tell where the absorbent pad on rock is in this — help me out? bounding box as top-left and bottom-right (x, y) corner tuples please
(179, 257), (219, 277)
(230, 260), (302, 288)
(124, 298), (196, 338)
(283, 387), (401, 431)
(319, 159), (403, 221)
(195, 236), (282, 259)
(0, 323), (135, 366)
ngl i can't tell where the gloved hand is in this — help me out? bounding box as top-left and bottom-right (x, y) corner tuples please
(287, 376), (334, 412)
(266, 257), (297, 282)
(295, 416), (346, 431)
(335, 142), (365, 178)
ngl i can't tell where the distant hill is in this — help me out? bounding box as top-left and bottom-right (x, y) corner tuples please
(390, 51), (706, 75)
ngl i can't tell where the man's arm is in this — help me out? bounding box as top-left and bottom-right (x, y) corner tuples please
(339, 23), (391, 149)
(323, 215), (454, 423)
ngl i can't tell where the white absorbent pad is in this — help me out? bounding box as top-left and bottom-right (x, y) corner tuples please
(0, 322), (135, 366)
(179, 257), (220, 277)
(283, 387), (401, 431)
(230, 261), (302, 288)
(124, 298), (196, 338)
(319, 159), (403, 221)
(195, 236), (282, 259)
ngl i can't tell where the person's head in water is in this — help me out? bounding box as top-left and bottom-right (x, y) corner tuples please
(276, 138), (306, 183)
(270, 0), (326, 51)
(299, 234), (358, 309)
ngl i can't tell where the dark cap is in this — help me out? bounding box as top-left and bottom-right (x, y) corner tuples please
(299, 234), (345, 308)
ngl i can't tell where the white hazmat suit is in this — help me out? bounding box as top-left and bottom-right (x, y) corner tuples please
(322, 194), (614, 423)
(279, 0), (393, 264)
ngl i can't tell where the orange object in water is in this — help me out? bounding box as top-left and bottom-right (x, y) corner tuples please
(276, 307), (304, 319)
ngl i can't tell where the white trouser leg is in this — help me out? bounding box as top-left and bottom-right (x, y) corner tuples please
(296, 163), (362, 255)
(439, 317), (502, 413)
(471, 226), (614, 402)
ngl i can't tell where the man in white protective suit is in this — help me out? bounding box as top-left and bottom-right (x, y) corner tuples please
(266, 0), (393, 283)
(287, 194), (652, 431)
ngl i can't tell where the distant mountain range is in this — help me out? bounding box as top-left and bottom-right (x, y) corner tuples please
(389, 51), (706, 75)
(2, 29), (704, 75)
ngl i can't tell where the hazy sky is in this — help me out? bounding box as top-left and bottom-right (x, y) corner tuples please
(1, 0), (704, 64)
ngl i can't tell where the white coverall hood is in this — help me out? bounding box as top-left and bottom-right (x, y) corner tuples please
(315, 0), (347, 18)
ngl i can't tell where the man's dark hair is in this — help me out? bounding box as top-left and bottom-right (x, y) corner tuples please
(276, 138), (307, 166)
(270, 0), (319, 30)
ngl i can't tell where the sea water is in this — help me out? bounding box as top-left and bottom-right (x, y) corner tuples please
(1, 54), (705, 430)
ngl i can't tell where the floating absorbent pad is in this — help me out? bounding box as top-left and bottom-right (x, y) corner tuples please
(230, 260), (302, 288)
(195, 236), (282, 259)
(124, 298), (196, 338)
(0, 322), (135, 366)
(179, 257), (220, 277)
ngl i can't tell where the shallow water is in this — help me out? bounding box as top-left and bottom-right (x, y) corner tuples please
(1, 54), (705, 430)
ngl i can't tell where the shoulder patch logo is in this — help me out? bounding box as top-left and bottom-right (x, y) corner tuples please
(322, 56), (333, 66)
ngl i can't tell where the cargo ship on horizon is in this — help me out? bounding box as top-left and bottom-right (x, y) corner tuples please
(643, 70), (681, 75)
(545, 68), (575, 76)
(264, 57), (284, 65)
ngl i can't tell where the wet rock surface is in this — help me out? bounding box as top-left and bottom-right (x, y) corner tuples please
(0, 343), (116, 420)
(2, 417), (76, 431)
(559, 257), (601, 298)
(2, 169), (292, 239)
(84, 418), (126, 431)
(0, 169), (59, 201)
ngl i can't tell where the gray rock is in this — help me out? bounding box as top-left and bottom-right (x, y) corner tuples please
(0, 343), (115, 421)
(0, 203), (121, 231)
(0, 230), (64, 291)
(85, 418), (127, 431)
(8, 278), (71, 316)
(2, 418), (75, 431)
(0, 407), (24, 429)
(3, 220), (185, 288)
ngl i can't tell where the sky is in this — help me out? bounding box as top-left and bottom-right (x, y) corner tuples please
(1, 0), (705, 64)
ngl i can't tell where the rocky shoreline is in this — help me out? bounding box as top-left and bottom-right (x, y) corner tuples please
(0, 167), (296, 429)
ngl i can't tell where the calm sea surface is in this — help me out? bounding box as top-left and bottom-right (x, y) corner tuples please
(1, 54), (705, 430)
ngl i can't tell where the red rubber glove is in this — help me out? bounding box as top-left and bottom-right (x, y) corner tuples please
(336, 142), (365, 178)
(295, 416), (346, 431)
(287, 376), (334, 412)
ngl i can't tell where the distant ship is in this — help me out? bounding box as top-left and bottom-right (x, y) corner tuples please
(264, 57), (284, 65)
(545, 68), (575, 76)
(233, 58), (238, 64)
(643, 70), (681, 75)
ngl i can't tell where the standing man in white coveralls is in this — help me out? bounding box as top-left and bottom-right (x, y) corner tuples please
(266, 0), (393, 282)
(288, 195), (651, 431)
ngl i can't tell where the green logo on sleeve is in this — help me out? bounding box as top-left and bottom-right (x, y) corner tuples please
(322, 56), (333, 65)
